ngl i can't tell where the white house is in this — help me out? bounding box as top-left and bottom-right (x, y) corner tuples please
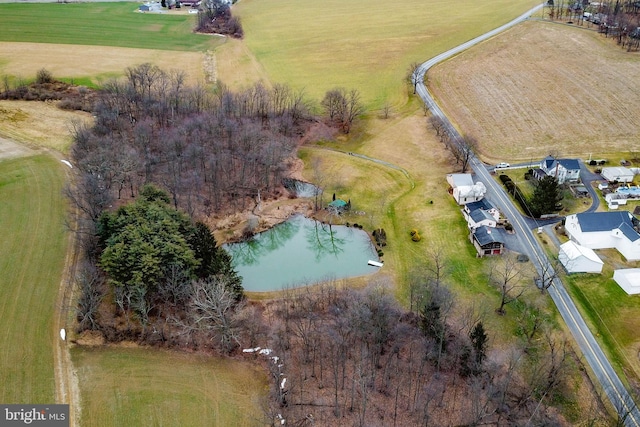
(539, 156), (581, 184)
(446, 174), (486, 205)
(613, 269), (640, 295)
(601, 166), (635, 183)
(564, 211), (640, 261)
(462, 199), (500, 231)
(558, 241), (603, 273)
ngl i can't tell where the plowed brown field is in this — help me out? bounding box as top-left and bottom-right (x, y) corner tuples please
(428, 21), (640, 164)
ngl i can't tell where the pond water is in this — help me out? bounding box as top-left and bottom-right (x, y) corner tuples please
(223, 215), (380, 292)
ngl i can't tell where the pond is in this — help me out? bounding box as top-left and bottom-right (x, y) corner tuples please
(223, 215), (380, 292)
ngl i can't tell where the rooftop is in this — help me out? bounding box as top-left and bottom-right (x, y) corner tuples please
(576, 211), (637, 235)
(473, 225), (505, 246)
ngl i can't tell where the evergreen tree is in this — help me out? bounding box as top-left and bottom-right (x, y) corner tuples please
(529, 175), (561, 217)
(189, 221), (244, 301)
(470, 321), (488, 368)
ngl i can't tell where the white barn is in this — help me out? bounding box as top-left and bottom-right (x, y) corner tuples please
(613, 269), (640, 295)
(446, 174), (486, 205)
(601, 166), (635, 183)
(564, 212), (640, 261)
(558, 241), (603, 273)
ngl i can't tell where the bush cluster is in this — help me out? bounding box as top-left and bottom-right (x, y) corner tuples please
(372, 228), (387, 247)
(499, 175), (530, 215)
(410, 229), (421, 242)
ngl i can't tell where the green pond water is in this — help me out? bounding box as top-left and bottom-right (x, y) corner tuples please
(223, 215), (380, 292)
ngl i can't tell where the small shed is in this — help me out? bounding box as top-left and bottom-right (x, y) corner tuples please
(613, 269), (640, 295)
(601, 166), (635, 183)
(328, 199), (350, 213)
(558, 241), (603, 274)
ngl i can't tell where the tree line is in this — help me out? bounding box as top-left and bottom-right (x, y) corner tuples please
(69, 63), (364, 234)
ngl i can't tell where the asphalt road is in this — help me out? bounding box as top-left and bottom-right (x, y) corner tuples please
(415, 5), (640, 425)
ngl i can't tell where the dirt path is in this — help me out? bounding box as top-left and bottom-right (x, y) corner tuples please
(0, 135), (35, 160)
(47, 148), (82, 427)
(53, 219), (82, 427)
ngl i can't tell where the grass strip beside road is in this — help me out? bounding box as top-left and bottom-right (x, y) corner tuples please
(0, 154), (67, 403)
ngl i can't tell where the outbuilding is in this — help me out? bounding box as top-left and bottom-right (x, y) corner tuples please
(558, 241), (603, 274)
(601, 166), (635, 183)
(469, 226), (505, 257)
(446, 174), (486, 205)
(613, 269), (640, 295)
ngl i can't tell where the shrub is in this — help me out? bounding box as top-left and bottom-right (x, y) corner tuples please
(372, 228), (387, 247)
(499, 174), (512, 184)
(36, 68), (54, 84)
(589, 160), (597, 166)
(411, 232), (421, 242)
(410, 229), (418, 236)
(377, 249), (384, 257)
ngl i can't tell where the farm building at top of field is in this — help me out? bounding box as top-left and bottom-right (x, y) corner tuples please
(558, 241), (603, 274)
(601, 166), (635, 183)
(613, 269), (640, 295)
(139, 2), (163, 12)
(538, 156), (581, 184)
(565, 211), (640, 261)
(446, 174), (486, 205)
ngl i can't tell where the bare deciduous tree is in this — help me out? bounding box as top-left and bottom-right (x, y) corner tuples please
(406, 61), (421, 94)
(189, 277), (243, 354)
(75, 259), (104, 331)
(321, 87), (365, 134)
(489, 253), (527, 315)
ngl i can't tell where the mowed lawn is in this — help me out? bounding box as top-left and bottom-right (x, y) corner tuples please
(0, 154), (67, 403)
(0, 2), (222, 52)
(72, 347), (267, 427)
(234, 0), (540, 106)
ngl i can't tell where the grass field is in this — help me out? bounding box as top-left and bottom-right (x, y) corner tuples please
(428, 20), (640, 165)
(0, 2), (223, 85)
(565, 258), (640, 382)
(234, 0), (539, 107)
(0, 100), (92, 152)
(0, 154), (67, 403)
(0, 43), (211, 87)
(71, 347), (267, 427)
(0, 3), (221, 52)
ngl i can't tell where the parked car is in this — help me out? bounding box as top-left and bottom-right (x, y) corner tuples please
(496, 162), (510, 169)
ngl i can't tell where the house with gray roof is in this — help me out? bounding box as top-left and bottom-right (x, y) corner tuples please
(462, 199), (500, 231)
(564, 211), (640, 261)
(470, 226), (505, 257)
(539, 156), (581, 184)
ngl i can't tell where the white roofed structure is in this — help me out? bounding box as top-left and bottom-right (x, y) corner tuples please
(613, 269), (640, 295)
(558, 241), (603, 274)
(446, 174), (487, 205)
